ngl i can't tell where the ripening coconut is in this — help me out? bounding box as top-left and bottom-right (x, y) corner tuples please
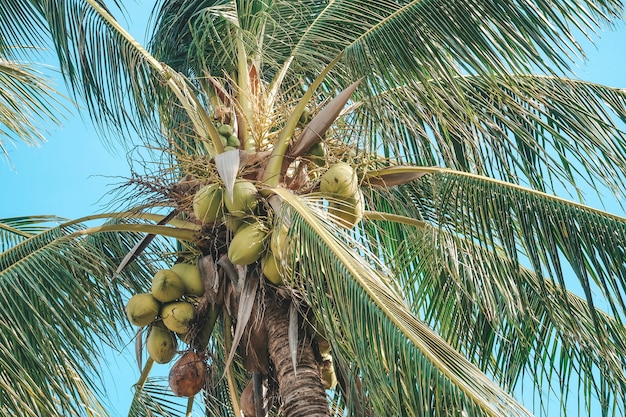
(126, 293), (160, 327)
(228, 221), (268, 266)
(261, 251), (283, 285)
(171, 262), (204, 297)
(146, 325), (177, 364)
(193, 183), (224, 224)
(320, 162), (358, 198)
(224, 180), (259, 217)
(161, 301), (196, 334)
(151, 269), (185, 302)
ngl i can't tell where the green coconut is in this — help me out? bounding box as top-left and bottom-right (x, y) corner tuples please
(228, 221), (268, 266)
(171, 262), (204, 297)
(161, 301), (196, 334)
(224, 180), (259, 217)
(126, 293), (160, 327)
(146, 325), (177, 364)
(218, 123), (234, 137)
(193, 183), (224, 223)
(320, 162), (358, 198)
(328, 189), (365, 229)
(261, 251), (283, 285)
(151, 269), (185, 302)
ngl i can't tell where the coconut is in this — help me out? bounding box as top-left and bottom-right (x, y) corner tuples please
(308, 142), (326, 166)
(169, 351), (206, 397)
(328, 190), (364, 229)
(224, 180), (258, 217)
(320, 162), (358, 198)
(126, 293), (160, 327)
(217, 123), (234, 137)
(146, 325), (177, 364)
(240, 379), (255, 417)
(151, 269), (185, 302)
(161, 301), (196, 334)
(261, 251), (283, 285)
(228, 221), (268, 266)
(320, 359), (337, 390)
(193, 183), (224, 224)
(171, 262), (204, 297)
(226, 134), (240, 147)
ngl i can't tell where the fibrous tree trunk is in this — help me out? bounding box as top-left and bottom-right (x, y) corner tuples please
(264, 291), (329, 417)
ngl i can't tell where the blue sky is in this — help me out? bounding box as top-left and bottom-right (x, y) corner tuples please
(1, 5), (626, 416)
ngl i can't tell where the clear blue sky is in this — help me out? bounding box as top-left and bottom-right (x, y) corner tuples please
(1, 5), (625, 416)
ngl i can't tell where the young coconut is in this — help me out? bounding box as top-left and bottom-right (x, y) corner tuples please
(320, 162), (358, 198)
(126, 293), (160, 327)
(328, 189), (365, 229)
(228, 221), (268, 266)
(261, 251), (283, 285)
(320, 359), (338, 390)
(151, 269), (185, 302)
(171, 262), (204, 297)
(169, 351), (206, 397)
(224, 180), (259, 217)
(193, 183), (224, 224)
(146, 325), (178, 364)
(161, 301), (196, 334)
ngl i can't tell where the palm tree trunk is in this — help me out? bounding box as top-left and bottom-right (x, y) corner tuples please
(264, 291), (329, 417)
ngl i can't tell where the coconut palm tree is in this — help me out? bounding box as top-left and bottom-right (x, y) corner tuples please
(3, 0), (626, 416)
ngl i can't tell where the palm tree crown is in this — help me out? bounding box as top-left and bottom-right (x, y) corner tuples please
(2, 1), (626, 416)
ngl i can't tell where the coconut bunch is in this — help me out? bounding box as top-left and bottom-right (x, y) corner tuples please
(125, 262), (204, 362)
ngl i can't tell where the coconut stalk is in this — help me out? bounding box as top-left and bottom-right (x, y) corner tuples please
(264, 290), (329, 417)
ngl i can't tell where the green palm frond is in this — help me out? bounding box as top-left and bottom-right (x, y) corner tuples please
(361, 167), (626, 414)
(30, 0), (161, 140)
(0, 214), (175, 417)
(274, 188), (532, 417)
(369, 218), (626, 415)
(0, 215), (65, 250)
(352, 74), (626, 198)
(0, 58), (66, 159)
(399, 168), (626, 319)
(128, 377), (187, 417)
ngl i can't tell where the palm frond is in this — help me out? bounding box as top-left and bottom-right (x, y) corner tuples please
(361, 167), (626, 414)
(0, 214), (174, 416)
(128, 377), (187, 417)
(33, 0), (161, 141)
(368, 210), (626, 415)
(0, 215), (65, 251)
(274, 188), (532, 417)
(352, 74), (626, 199)
(0, 58), (66, 159)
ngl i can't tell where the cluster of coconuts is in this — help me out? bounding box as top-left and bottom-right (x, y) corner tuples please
(193, 178), (289, 286)
(216, 123), (240, 151)
(125, 262), (208, 397)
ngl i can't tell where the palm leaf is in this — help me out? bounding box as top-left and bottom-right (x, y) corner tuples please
(0, 214), (175, 416)
(273, 188), (532, 417)
(0, 215), (65, 250)
(362, 167), (626, 414)
(0, 58), (66, 159)
(128, 377), (187, 417)
(353, 74), (626, 199)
